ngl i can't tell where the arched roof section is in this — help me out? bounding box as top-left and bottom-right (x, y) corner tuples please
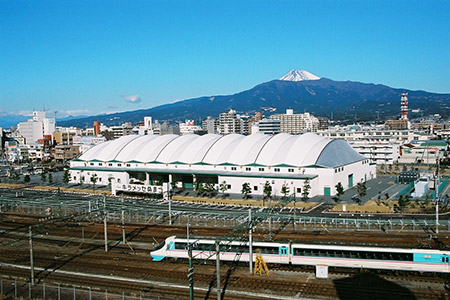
(78, 140), (113, 161)
(175, 134), (222, 164)
(114, 135), (159, 162)
(132, 134), (179, 162)
(227, 133), (272, 165)
(77, 133), (365, 168)
(316, 139), (365, 167)
(284, 133), (329, 166)
(155, 134), (199, 163)
(202, 134), (245, 165)
(79, 135), (140, 162)
(255, 133), (297, 166)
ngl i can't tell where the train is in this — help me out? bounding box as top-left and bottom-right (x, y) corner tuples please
(151, 236), (450, 273)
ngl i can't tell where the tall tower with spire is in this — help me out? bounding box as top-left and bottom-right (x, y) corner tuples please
(400, 93), (408, 120)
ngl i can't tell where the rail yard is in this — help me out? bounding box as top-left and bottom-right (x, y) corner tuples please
(1, 185), (450, 299)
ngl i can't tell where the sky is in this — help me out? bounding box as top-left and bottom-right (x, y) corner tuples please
(1, 0), (449, 124)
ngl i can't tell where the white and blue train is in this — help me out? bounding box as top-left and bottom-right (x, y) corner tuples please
(151, 236), (450, 273)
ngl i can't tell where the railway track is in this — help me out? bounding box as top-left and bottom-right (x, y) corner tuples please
(1, 212), (450, 299)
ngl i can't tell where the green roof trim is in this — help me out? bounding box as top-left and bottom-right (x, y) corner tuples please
(272, 163), (297, 168)
(69, 166), (318, 180)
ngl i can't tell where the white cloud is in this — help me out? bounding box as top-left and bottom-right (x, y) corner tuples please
(16, 110), (33, 116)
(122, 94), (142, 103)
(60, 109), (93, 117)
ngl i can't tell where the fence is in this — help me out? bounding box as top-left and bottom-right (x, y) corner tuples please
(0, 278), (174, 300)
(431, 177), (449, 199)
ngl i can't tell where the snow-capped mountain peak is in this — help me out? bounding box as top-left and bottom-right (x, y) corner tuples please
(279, 69), (320, 81)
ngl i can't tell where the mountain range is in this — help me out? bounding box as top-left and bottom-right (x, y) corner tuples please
(57, 70), (450, 128)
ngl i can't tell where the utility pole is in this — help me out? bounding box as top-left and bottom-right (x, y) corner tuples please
(188, 245), (194, 300)
(436, 158), (440, 234)
(187, 216), (190, 243)
(293, 191), (296, 230)
(121, 195), (126, 243)
(167, 182), (172, 225)
(29, 226), (34, 285)
(249, 208), (253, 274)
(103, 195), (108, 252)
(216, 241), (221, 300)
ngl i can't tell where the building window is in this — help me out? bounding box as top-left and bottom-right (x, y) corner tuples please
(231, 167), (237, 171)
(90, 163), (94, 166)
(335, 169), (337, 173)
(258, 168), (265, 172)
(246, 167), (251, 171)
(118, 179), (121, 183)
(117, 164), (122, 167)
(274, 168), (280, 172)
(108, 163), (112, 166)
(227, 184), (231, 189)
(288, 168), (294, 173)
(297, 188), (301, 193)
(99, 163), (103, 166)
(254, 186), (258, 191)
(126, 164), (131, 167)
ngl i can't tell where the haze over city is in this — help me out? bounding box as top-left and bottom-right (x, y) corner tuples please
(1, 0), (449, 124)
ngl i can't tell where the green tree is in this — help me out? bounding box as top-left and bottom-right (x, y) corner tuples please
(63, 169), (70, 184)
(90, 174), (98, 193)
(197, 182), (205, 194)
(357, 182), (367, 199)
(48, 173), (53, 184)
(302, 178), (311, 202)
(263, 181), (272, 206)
(204, 182), (215, 193)
(154, 175), (164, 186)
(241, 182), (251, 199)
(41, 172), (47, 183)
(335, 182), (344, 201)
(281, 183), (290, 199)
(377, 192), (382, 205)
(398, 195), (406, 209)
(24, 174), (31, 183)
(219, 181), (228, 198)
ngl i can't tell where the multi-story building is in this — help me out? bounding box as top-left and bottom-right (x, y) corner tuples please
(269, 109), (319, 134)
(202, 116), (217, 134)
(17, 111), (55, 145)
(55, 145), (80, 162)
(257, 119), (281, 135)
(385, 119), (409, 130)
(218, 109), (242, 134)
(179, 120), (203, 135)
(53, 127), (82, 145)
(109, 123), (133, 139)
(347, 140), (400, 165)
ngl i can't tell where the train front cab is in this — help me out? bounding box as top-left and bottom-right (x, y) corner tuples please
(413, 253), (450, 272)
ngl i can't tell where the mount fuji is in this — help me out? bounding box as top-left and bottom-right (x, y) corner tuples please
(279, 69), (320, 81)
(59, 70), (450, 128)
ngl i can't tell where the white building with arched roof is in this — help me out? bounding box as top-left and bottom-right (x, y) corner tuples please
(69, 133), (376, 198)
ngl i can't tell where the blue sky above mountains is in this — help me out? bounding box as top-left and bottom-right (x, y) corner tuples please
(1, 0), (449, 122)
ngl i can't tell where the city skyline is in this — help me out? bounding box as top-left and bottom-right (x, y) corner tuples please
(1, 0), (449, 122)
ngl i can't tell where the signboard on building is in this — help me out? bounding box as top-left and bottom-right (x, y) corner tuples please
(114, 184), (162, 194)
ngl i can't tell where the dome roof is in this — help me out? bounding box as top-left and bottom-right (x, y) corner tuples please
(78, 133), (365, 168)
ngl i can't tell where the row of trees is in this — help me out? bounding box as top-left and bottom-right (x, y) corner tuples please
(240, 179), (311, 201)
(334, 181), (367, 204)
